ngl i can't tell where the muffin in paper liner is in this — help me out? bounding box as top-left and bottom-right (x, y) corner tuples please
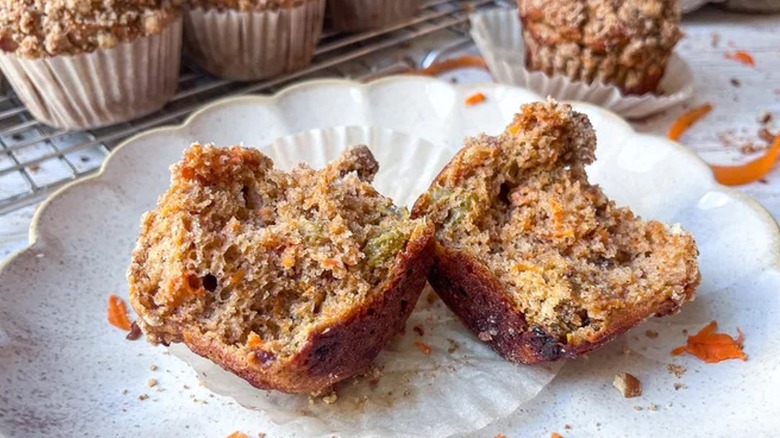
(183, 0), (326, 82)
(328, 0), (419, 32)
(470, 9), (693, 119)
(0, 18), (182, 131)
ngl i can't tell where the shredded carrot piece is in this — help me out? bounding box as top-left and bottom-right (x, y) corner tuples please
(711, 134), (780, 186)
(494, 434), (507, 438)
(225, 432), (249, 438)
(247, 332), (264, 349)
(408, 55), (488, 77)
(725, 50), (755, 67)
(414, 341), (432, 355)
(671, 320), (747, 363)
(465, 92), (486, 106)
(551, 433), (564, 438)
(107, 294), (132, 331)
(667, 103), (713, 141)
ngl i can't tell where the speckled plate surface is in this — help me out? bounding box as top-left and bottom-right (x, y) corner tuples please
(1, 77), (779, 437)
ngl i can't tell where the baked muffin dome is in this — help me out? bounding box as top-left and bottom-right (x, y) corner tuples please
(517, 0), (683, 95)
(0, 0), (180, 58)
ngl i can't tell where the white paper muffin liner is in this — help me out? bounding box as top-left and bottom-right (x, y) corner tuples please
(328, 0), (419, 32)
(170, 126), (562, 438)
(0, 18), (182, 130)
(470, 9), (694, 119)
(183, 1), (325, 82)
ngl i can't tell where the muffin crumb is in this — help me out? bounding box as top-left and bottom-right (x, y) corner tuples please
(667, 363), (686, 378)
(613, 372), (642, 398)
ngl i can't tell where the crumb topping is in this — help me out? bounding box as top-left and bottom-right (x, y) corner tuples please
(0, 0), (181, 58)
(518, 0), (682, 52)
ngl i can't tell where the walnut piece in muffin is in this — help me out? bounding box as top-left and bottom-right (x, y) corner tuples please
(0, 0), (181, 58)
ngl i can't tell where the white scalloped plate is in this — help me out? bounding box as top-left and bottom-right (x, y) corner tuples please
(1, 77), (779, 437)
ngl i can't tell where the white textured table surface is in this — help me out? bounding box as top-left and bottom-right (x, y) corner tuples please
(1, 6), (779, 261)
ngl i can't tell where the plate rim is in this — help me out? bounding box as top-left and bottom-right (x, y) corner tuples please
(1, 75), (778, 281)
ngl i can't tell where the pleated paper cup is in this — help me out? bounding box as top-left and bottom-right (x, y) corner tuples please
(183, 0), (325, 82)
(328, 0), (419, 32)
(470, 9), (694, 119)
(0, 18), (182, 130)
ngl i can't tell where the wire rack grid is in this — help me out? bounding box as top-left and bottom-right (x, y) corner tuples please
(0, 0), (513, 216)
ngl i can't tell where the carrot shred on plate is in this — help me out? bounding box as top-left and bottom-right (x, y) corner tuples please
(667, 103), (713, 141)
(408, 55), (488, 77)
(107, 294), (132, 331)
(671, 320), (747, 363)
(551, 433), (564, 438)
(724, 50), (756, 67)
(711, 134), (780, 186)
(465, 92), (486, 106)
(414, 341), (432, 355)
(225, 432), (249, 438)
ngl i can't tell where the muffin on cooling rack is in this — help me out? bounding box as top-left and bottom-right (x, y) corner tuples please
(412, 100), (700, 363)
(327, 0), (419, 32)
(183, 0), (326, 81)
(0, 0), (182, 130)
(516, 0), (683, 95)
(128, 144), (434, 394)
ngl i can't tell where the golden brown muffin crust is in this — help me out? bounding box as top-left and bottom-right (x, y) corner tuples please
(0, 0), (181, 58)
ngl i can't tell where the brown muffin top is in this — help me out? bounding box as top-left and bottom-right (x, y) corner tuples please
(518, 0), (682, 52)
(0, 0), (181, 58)
(187, 0), (307, 12)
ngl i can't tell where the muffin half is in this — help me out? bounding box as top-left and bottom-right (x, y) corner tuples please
(517, 0), (682, 95)
(412, 101), (700, 364)
(129, 144), (433, 394)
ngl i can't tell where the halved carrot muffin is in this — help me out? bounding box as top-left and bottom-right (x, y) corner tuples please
(412, 101), (700, 363)
(128, 144), (433, 393)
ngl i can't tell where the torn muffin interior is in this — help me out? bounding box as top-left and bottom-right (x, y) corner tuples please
(416, 101), (699, 347)
(129, 144), (426, 360)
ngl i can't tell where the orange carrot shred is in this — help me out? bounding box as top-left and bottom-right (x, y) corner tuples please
(107, 294), (132, 331)
(711, 134), (780, 186)
(551, 433), (564, 438)
(408, 55), (488, 77)
(671, 320), (747, 363)
(725, 50), (755, 67)
(667, 103), (713, 141)
(225, 432), (249, 438)
(247, 332), (263, 349)
(494, 434), (508, 438)
(465, 92), (486, 106)
(414, 341), (432, 355)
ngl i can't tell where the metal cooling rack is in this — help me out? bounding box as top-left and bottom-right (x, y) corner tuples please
(0, 0), (512, 216)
